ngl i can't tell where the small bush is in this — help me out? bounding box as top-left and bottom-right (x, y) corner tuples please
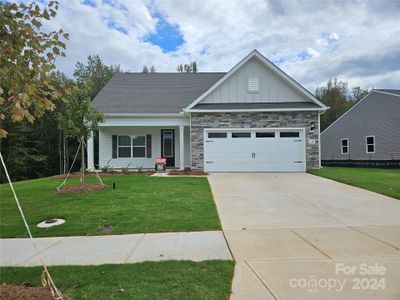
(121, 163), (132, 174)
(101, 159), (113, 173)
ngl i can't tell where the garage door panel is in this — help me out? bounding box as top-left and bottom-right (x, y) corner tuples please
(204, 129), (305, 172)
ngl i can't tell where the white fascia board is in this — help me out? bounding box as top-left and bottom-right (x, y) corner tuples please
(186, 107), (327, 113)
(184, 49), (328, 110)
(321, 90), (375, 135)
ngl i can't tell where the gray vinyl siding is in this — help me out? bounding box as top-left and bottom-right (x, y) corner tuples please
(321, 91), (400, 160)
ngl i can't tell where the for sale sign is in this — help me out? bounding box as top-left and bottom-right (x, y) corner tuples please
(155, 157), (167, 164)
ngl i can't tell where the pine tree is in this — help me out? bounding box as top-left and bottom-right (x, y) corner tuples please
(150, 65), (156, 73)
(142, 65), (149, 73)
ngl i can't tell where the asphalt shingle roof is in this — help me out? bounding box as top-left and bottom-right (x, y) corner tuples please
(92, 72), (226, 114)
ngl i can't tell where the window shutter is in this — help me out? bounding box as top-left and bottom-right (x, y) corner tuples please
(112, 135), (117, 158)
(146, 135), (152, 158)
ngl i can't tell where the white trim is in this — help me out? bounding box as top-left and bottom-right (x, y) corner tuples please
(373, 90), (400, 98)
(186, 107), (324, 113)
(321, 90), (376, 135)
(184, 50), (328, 111)
(203, 127), (306, 172)
(179, 125), (185, 170)
(340, 138), (349, 155)
(366, 135), (376, 154)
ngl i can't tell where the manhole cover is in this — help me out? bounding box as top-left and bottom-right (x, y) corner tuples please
(37, 218), (65, 228)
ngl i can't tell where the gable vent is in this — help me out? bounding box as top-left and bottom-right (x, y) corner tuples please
(247, 77), (260, 93)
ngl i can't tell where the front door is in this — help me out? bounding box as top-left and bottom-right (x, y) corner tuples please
(161, 129), (175, 167)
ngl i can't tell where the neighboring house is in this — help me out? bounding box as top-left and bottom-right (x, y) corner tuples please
(321, 89), (400, 167)
(89, 50), (328, 172)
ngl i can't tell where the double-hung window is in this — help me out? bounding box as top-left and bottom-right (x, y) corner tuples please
(118, 136), (131, 157)
(341, 138), (349, 154)
(366, 136), (375, 153)
(132, 135), (146, 157)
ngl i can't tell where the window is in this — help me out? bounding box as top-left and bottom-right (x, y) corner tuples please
(132, 135), (146, 157)
(280, 132), (300, 138)
(247, 77), (260, 92)
(341, 138), (349, 154)
(256, 132), (275, 138)
(208, 132), (227, 138)
(118, 136), (131, 158)
(232, 132), (251, 138)
(366, 136), (375, 153)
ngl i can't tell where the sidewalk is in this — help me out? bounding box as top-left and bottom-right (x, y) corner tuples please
(0, 231), (232, 266)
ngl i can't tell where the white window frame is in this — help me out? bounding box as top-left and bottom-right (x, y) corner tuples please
(132, 135), (147, 158)
(366, 135), (375, 154)
(341, 138), (349, 154)
(118, 136), (131, 158)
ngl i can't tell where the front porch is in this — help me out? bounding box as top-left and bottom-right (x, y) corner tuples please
(87, 115), (191, 171)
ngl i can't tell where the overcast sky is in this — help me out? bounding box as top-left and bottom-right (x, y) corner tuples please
(29, 0), (400, 92)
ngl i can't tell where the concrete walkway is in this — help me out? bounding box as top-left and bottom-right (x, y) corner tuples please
(208, 173), (400, 300)
(0, 231), (232, 266)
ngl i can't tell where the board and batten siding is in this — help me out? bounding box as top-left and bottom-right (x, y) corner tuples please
(99, 126), (191, 169)
(201, 57), (311, 104)
(321, 91), (400, 161)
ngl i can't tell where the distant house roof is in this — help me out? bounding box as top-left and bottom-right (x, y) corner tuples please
(375, 89), (400, 96)
(191, 102), (321, 111)
(92, 72), (226, 114)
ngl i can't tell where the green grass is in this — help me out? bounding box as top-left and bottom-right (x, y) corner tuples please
(0, 260), (234, 299)
(0, 175), (221, 238)
(309, 167), (400, 199)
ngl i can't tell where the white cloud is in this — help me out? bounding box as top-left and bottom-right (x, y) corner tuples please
(41, 0), (399, 91)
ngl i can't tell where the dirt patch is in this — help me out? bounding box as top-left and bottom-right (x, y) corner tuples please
(97, 225), (114, 232)
(168, 170), (208, 176)
(0, 284), (59, 300)
(57, 183), (108, 194)
(52, 171), (154, 180)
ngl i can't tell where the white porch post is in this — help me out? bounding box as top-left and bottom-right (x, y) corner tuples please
(179, 125), (184, 170)
(87, 132), (95, 171)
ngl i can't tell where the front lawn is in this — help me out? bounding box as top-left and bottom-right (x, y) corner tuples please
(309, 167), (400, 199)
(0, 175), (221, 238)
(0, 260), (234, 299)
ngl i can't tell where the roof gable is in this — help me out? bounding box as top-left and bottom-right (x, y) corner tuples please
(185, 50), (328, 111)
(321, 89), (400, 135)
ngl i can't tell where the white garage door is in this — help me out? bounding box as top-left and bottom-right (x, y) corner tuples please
(204, 129), (305, 172)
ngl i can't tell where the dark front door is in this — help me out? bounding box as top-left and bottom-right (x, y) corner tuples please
(161, 129), (175, 167)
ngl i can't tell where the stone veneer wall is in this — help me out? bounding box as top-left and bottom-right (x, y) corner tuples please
(190, 111), (320, 170)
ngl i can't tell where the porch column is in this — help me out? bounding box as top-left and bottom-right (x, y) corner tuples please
(179, 125), (184, 170)
(87, 132), (95, 171)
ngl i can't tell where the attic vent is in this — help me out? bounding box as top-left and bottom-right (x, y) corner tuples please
(247, 77), (260, 93)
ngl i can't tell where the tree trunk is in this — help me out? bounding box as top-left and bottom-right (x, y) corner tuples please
(80, 135), (85, 187)
(63, 135), (67, 174)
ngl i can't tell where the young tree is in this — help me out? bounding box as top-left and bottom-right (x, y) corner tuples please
(150, 65), (156, 73)
(0, 1), (69, 138)
(142, 65), (149, 73)
(58, 88), (103, 187)
(191, 61), (198, 73)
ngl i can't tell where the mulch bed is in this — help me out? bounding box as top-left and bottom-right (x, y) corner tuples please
(57, 183), (108, 194)
(51, 171), (154, 180)
(0, 284), (58, 300)
(168, 170), (208, 176)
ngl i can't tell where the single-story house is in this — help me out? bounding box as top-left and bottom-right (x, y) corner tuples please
(321, 89), (400, 167)
(89, 50), (328, 172)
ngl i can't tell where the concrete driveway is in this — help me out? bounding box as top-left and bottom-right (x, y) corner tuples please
(208, 173), (400, 300)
